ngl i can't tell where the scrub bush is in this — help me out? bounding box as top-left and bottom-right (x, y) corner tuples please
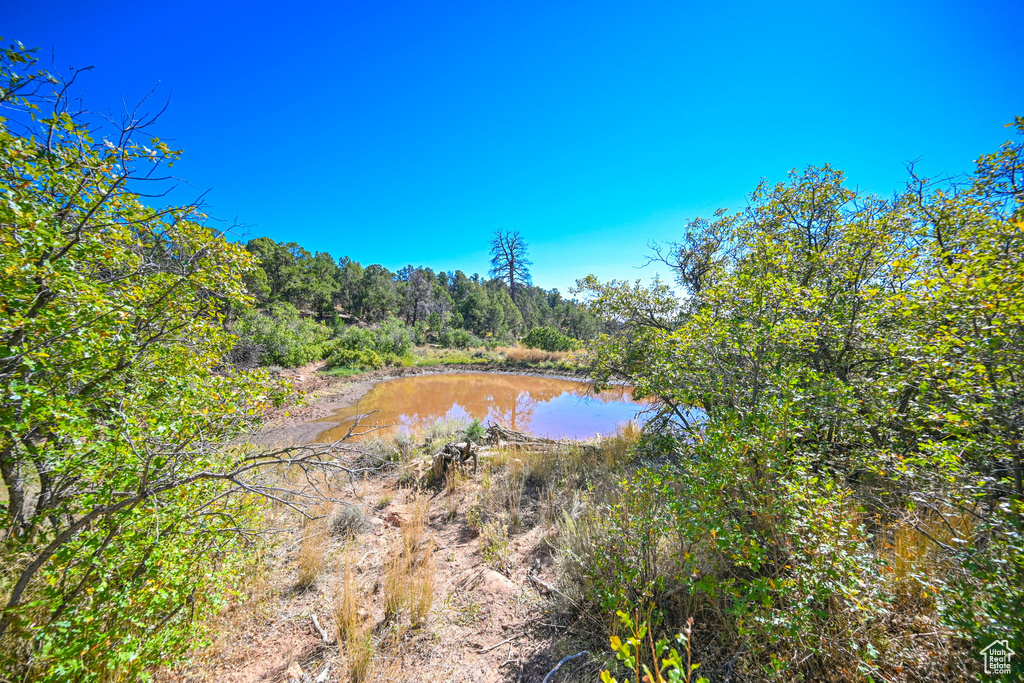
(521, 325), (579, 352)
(232, 302), (332, 367)
(559, 414), (886, 681)
(333, 324), (377, 352)
(437, 328), (480, 349)
(325, 348), (386, 371)
(568, 123), (1024, 679)
(373, 316), (414, 356)
(0, 44), (316, 680)
(464, 418), (486, 441)
(334, 316), (413, 357)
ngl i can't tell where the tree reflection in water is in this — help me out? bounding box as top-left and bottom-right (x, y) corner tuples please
(312, 373), (650, 442)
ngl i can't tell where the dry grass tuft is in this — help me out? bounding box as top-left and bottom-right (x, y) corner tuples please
(333, 554), (361, 644)
(371, 629), (412, 680)
(333, 553), (375, 682)
(444, 466), (465, 495)
(499, 346), (568, 364)
(479, 520), (512, 574)
(539, 483), (560, 528)
(295, 515), (330, 588)
(382, 542), (408, 620)
(599, 420), (641, 468)
(409, 545), (435, 628)
(882, 508), (974, 599)
(503, 476), (525, 532)
(382, 497), (435, 627)
(331, 504), (369, 538)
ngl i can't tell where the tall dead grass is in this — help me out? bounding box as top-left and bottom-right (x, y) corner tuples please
(382, 497), (435, 627)
(882, 507), (975, 598)
(499, 346), (568, 364)
(444, 466), (465, 495)
(600, 420), (641, 468)
(333, 554), (375, 682)
(295, 514), (330, 588)
(473, 424), (639, 541)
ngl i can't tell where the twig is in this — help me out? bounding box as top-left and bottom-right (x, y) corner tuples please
(477, 635), (520, 653)
(528, 572), (555, 593)
(543, 651), (589, 683)
(311, 613), (335, 645)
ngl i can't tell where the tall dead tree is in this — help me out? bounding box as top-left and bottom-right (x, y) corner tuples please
(488, 228), (532, 299)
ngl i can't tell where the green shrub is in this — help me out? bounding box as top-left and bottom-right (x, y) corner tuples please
(601, 611), (708, 683)
(325, 348), (386, 370)
(437, 328), (479, 349)
(0, 43), (294, 680)
(464, 418), (486, 441)
(334, 324), (377, 351)
(232, 302), (331, 367)
(479, 521), (511, 574)
(374, 316), (414, 355)
(334, 316), (413, 356)
(557, 468), (675, 616)
(521, 326), (579, 352)
(412, 320), (429, 345)
(558, 406), (899, 681)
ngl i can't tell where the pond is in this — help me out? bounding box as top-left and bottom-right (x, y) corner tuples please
(311, 372), (652, 442)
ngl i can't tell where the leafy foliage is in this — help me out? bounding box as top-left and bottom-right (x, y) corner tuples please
(601, 611), (708, 683)
(464, 418), (486, 442)
(521, 325), (580, 352)
(325, 348), (387, 371)
(325, 316), (413, 369)
(232, 302), (332, 367)
(569, 119), (1024, 680)
(436, 328), (480, 349)
(0, 42), (346, 680)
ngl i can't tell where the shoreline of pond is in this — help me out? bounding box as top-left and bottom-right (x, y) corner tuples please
(253, 363), (602, 448)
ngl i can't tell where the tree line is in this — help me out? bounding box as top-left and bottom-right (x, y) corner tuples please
(229, 234), (598, 366)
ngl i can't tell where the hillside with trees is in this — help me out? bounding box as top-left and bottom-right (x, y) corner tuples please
(227, 233), (598, 370)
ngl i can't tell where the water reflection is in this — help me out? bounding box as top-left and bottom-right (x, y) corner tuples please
(312, 372), (650, 442)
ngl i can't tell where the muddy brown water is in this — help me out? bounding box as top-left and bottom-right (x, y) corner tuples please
(311, 372), (652, 442)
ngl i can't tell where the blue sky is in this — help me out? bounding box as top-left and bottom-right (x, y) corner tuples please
(7, 0), (1023, 294)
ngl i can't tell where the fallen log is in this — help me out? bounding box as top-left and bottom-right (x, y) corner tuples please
(486, 423), (599, 454)
(486, 423), (556, 445)
(492, 442), (577, 453)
